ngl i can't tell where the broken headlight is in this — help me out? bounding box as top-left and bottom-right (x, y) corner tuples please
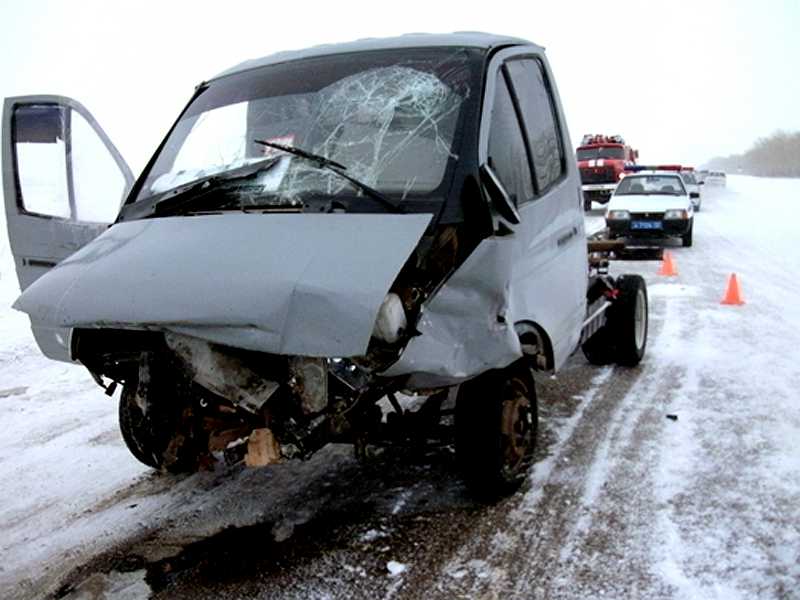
(372, 293), (407, 344)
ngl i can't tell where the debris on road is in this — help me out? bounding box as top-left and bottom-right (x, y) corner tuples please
(387, 561), (407, 576)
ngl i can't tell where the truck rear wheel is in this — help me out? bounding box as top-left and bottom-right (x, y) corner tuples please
(455, 359), (537, 498)
(582, 275), (648, 367)
(611, 275), (648, 366)
(581, 328), (616, 365)
(118, 366), (205, 473)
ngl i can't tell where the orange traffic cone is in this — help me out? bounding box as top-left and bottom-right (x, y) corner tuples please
(721, 273), (745, 305)
(658, 251), (678, 276)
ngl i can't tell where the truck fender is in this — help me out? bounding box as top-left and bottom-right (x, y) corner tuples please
(514, 321), (554, 371)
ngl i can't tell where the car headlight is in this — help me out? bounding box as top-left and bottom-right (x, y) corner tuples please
(372, 293), (407, 343)
(607, 210), (630, 220)
(664, 209), (689, 219)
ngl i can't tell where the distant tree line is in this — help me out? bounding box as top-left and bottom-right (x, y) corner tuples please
(706, 130), (800, 177)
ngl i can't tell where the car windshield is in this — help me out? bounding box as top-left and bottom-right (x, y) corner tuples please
(576, 146), (625, 161)
(133, 48), (479, 206)
(615, 175), (686, 195)
(681, 172), (697, 184)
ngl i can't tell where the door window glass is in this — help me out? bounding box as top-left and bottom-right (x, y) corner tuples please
(487, 75), (533, 204)
(13, 105), (70, 218)
(72, 110), (127, 222)
(506, 59), (564, 192)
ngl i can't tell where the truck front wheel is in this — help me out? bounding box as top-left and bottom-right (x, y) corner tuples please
(455, 359), (538, 498)
(118, 366), (205, 473)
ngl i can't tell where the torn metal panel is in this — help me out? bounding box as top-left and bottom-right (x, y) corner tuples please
(288, 357), (328, 415)
(13, 213), (432, 357)
(166, 332), (279, 413)
(381, 238), (523, 388)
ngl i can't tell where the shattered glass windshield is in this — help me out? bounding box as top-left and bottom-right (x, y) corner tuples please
(134, 48), (479, 206)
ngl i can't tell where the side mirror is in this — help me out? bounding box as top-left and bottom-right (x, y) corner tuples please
(479, 163), (521, 226)
(690, 192), (700, 199)
(698, 181), (705, 185)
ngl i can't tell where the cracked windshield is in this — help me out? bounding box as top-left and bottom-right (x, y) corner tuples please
(138, 49), (477, 205)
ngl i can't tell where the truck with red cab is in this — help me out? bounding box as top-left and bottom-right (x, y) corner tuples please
(577, 134), (638, 211)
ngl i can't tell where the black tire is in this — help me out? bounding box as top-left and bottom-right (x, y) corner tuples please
(609, 275), (648, 366)
(682, 222), (693, 247)
(581, 327), (616, 365)
(118, 366), (203, 473)
(455, 359), (538, 498)
(582, 275), (648, 367)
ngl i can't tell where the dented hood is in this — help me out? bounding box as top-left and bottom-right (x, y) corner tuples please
(14, 213), (432, 357)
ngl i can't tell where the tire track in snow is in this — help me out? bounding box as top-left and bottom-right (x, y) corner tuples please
(429, 318), (673, 599)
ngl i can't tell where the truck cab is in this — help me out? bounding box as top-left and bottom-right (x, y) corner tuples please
(3, 33), (646, 497)
(577, 134), (638, 211)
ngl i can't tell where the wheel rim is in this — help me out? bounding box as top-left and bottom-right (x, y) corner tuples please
(500, 377), (534, 476)
(634, 288), (647, 350)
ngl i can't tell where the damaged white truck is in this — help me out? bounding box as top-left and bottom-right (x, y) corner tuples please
(2, 33), (648, 496)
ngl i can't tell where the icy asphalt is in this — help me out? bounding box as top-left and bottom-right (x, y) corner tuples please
(0, 176), (798, 599)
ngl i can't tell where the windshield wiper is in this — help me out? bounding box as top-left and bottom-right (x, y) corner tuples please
(150, 156), (281, 217)
(254, 139), (404, 213)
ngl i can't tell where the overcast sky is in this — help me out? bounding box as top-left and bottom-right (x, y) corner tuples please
(1, 0), (798, 174)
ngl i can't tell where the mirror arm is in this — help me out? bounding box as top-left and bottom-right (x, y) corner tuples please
(479, 163), (521, 226)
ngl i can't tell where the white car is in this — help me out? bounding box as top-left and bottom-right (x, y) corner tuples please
(606, 171), (695, 247)
(706, 170), (727, 186)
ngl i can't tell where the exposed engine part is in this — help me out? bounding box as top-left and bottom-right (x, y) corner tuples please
(208, 427), (251, 453)
(245, 428), (282, 467)
(328, 358), (372, 393)
(165, 332), (279, 413)
(372, 293), (407, 343)
(288, 357), (328, 414)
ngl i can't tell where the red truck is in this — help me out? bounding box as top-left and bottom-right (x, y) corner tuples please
(577, 134), (638, 211)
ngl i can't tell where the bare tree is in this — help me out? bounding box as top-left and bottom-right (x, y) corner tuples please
(705, 130), (800, 177)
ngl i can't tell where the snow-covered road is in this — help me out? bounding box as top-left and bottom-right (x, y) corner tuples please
(0, 176), (798, 599)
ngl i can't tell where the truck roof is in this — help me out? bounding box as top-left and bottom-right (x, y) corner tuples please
(211, 32), (537, 81)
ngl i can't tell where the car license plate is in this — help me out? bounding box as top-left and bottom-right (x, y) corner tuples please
(631, 221), (662, 230)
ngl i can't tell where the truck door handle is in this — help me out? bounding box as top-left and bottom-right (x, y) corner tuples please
(22, 258), (59, 268)
(557, 227), (578, 247)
